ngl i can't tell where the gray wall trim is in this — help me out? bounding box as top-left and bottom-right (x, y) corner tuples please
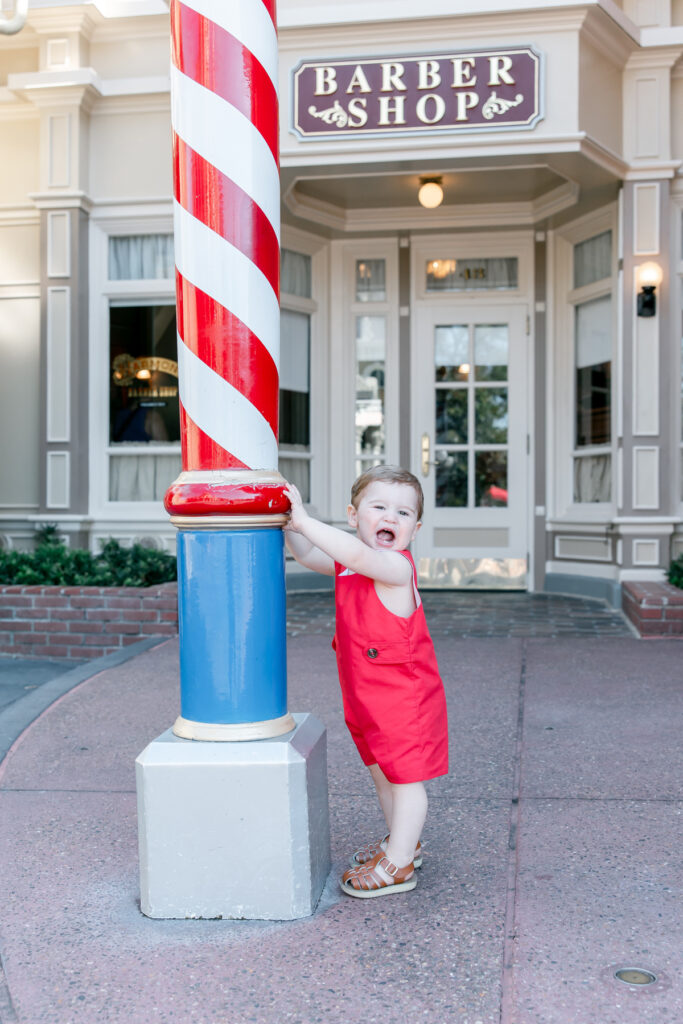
(544, 572), (622, 608)
(620, 180), (671, 530)
(398, 236), (411, 469)
(38, 206), (90, 519)
(533, 234), (547, 593)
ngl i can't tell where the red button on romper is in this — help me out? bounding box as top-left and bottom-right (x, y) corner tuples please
(332, 550), (449, 785)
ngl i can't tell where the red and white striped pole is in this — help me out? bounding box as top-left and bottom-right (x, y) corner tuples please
(165, 0), (293, 740)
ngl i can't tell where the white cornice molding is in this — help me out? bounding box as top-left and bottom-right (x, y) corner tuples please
(279, 8), (588, 50)
(581, 6), (635, 67)
(29, 190), (93, 212)
(624, 45), (683, 70)
(284, 177), (579, 232)
(623, 161), (682, 180)
(0, 204), (40, 225)
(7, 69), (169, 98)
(26, 7), (99, 39)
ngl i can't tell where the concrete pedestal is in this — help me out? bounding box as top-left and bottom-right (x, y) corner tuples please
(136, 713), (330, 920)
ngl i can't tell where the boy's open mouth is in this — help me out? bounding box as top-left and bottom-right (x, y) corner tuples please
(376, 529), (395, 546)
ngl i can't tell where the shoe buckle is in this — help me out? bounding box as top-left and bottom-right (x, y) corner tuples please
(380, 857), (398, 877)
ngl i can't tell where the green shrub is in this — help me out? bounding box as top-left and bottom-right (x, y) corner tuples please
(668, 554), (683, 590)
(0, 531), (177, 588)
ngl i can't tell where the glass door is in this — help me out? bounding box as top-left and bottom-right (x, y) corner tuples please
(414, 305), (529, 588)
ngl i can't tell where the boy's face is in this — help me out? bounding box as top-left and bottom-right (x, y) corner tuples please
(347, 480), (421, 551)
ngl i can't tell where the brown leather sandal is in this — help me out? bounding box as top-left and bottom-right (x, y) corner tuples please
(349, 834), (423, 869)
(340, 850), (417, 898)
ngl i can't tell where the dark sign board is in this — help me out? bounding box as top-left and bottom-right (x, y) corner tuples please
(292, 47), (542, 139)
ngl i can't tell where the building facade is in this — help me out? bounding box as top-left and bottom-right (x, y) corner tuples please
(1, 0), (682, 603)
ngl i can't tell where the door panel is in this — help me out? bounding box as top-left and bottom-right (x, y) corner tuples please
(414, 305), (528, 588)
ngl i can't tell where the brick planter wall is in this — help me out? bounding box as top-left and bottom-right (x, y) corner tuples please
(0, 582), (178, 660)
(622, 581), (683, 638)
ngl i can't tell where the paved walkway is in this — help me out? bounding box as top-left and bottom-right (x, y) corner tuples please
(0, 613), (680, 1024)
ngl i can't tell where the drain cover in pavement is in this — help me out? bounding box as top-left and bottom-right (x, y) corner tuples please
(615, 968), (657, 986)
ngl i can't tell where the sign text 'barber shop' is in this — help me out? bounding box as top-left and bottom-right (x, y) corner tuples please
(292, 48), (541, 139)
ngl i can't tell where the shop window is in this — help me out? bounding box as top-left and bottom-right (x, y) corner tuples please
(573, 294), (612, 502)
(279, 309), (311, 500)
(355, 315), (386, 477)
(109, 304), (181, 502)
(279, 250), (313, 501)
(109, 235), (174, 280)
(426, 257), (518, 292)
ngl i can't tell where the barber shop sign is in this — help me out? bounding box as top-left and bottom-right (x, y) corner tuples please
(292, 47), (542, 138)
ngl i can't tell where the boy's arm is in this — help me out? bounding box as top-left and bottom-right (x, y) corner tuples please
(284, 529), (335, 576)
(284, 485), (411, 587)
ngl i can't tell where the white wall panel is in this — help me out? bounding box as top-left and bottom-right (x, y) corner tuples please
(0, 224), (39, 284)
(633, 538), (659, 565)
(46, 286), (71, 442)
(632, 278), (659, 436)
(46, 452), (70, 509)
(48, 114), (71, 188)
(0, 298), (41, 507)
(633, 182), (660, 254)
(47, 211), (71, 278)
(632, 446), (659, 509)
(634, 78), (659, 158)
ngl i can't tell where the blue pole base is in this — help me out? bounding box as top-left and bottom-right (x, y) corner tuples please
(174, 527), (289, 734)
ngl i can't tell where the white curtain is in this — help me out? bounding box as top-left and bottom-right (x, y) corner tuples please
(109, 235), (174, 281)
(278, 456), (310, 502)
(109, 453), (181, 502)
(281, 249), (311, 298)
(280, 310), (310, 393)
(576, 295), (612, 368)
(574, 231), (612, 289)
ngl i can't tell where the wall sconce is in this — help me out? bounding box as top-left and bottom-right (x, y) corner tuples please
(636, 261), (663, 318)
(418, 177), (443, 209)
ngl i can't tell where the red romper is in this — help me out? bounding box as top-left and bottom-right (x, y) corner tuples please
(332, 550), (449, 784)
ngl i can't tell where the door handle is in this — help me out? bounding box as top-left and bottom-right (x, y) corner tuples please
(421, 433), (431, 477)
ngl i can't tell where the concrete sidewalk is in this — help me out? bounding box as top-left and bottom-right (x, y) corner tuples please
(0, 633), (680, 1024)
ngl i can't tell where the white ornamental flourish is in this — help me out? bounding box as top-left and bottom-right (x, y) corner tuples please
(482, 92), (524, 120)
(308, 100), (349, 128)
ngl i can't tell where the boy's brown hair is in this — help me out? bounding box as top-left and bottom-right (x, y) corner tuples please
(350, 465), (424, 521)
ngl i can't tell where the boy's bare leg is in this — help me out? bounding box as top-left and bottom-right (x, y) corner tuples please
(381, 781), (428, 877)
(368, 763), (393, 830)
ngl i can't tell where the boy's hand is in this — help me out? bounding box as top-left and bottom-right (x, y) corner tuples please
(283, 483), (308, 533)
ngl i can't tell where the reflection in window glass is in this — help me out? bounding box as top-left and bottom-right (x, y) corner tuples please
(109, 235), (174, 280)
(281, 249), (311, 298)
(435, 451), (468, 507)
(356, 259), (386, 302)
(435, 390), (468, 444)
(426, 257), (517, 292)
(575, 295), (611, 447)
(573, 454), (611, 503)
(474, 324), (508, 381)
(356, 316), (386, 472)
(435, 325), (469, 381)
(110, 305), (180, 446)
(475, 388), (508, 444)
(279, 310), (310, 446)
(574, 231), (611, 289)
(475, 452), (508, 507)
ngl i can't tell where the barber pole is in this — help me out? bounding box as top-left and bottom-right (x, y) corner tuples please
(165, 0), (294, 740)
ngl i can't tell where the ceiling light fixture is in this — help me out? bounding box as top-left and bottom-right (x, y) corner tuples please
(418, 177), (444, 209)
